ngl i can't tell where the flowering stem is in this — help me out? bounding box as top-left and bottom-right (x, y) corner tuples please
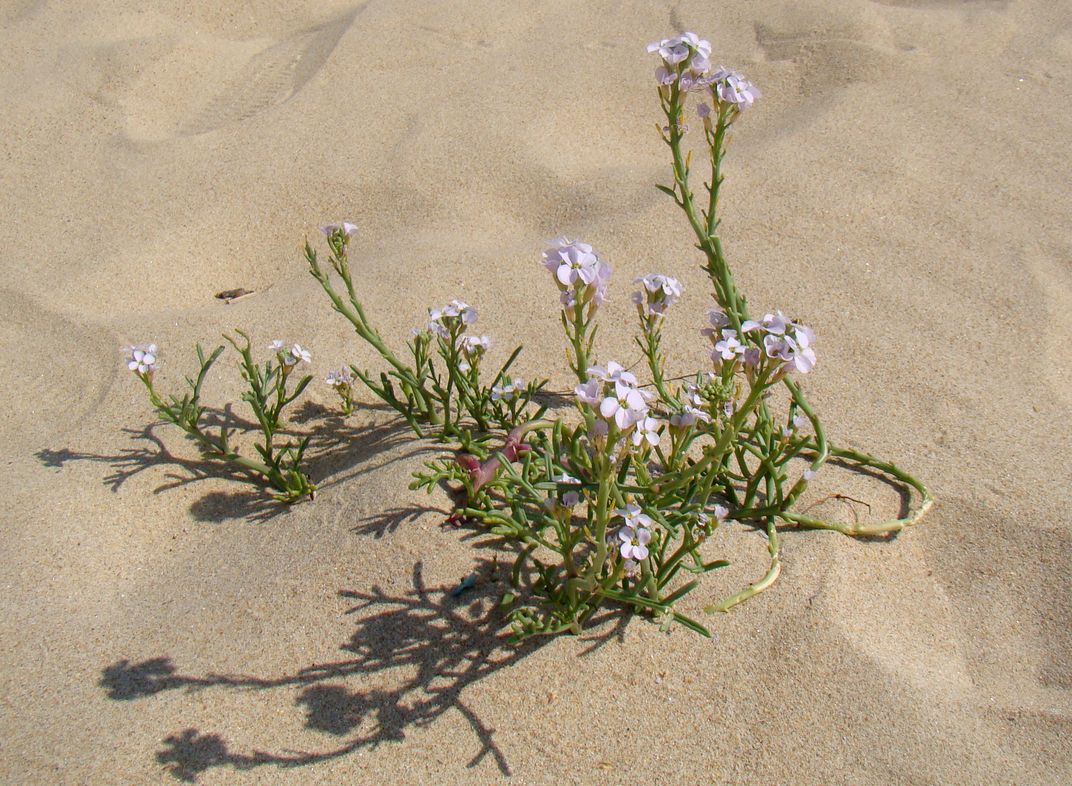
(306, 243), (440, 424)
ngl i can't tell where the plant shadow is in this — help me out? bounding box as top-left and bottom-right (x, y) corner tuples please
(36, 401), (427, 525)
(99, 559), (627, 782)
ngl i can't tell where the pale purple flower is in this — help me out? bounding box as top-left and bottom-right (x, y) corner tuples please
(767, 326), (816, 374)
(592, 259), (612, 305)
(460, 335), (491, 371)
(429, 300), (478, 337)
(542, 237), (599, 287)
(647, 32), (712, 73)
(542, 237), (611, 307)
(701, 308), (731, 338)
(491, 376), (524, 402)
(697, 102), (711, 119)
(600, 385), (649, 428)
(291, 343), (313, 364)
(588, 419), (609, 441)
(562, 491), (581, 508)
(618, 502), (653, 528)
(553, 471), (582, 485)
(618, 524), (652, 561)
(655, 66), (678, 86)
(670, 404), (710, 428)
(574, 378), (602, 407)
(587, 360), (637, 387)
(325, 369), (353, 387)
(632, 273), (684, 318)
(742, 311), (790, 335)
(711, 67), (760, 109)
(763, 332), (789, 361)
(321, 221), (359, 237)
(623, 559), (641, 578)
(793, 412), (810, 431)
(631, 416), (662, 448)
(712, 504), (729, 523)
(803, 468), (817, 481)
(742, 346), (762, 368)
(713, 329), (744, 361)
(126, 344), (158, 375)
(268, 339), (285, 352)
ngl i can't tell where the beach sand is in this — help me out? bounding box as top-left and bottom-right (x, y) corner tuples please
(1, 0), (1070, 783)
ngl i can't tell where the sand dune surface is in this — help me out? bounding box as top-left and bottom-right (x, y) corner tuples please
(1, 0), (1070, 783)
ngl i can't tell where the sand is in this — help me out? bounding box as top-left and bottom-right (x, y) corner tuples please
(1, 0), (1070, 783)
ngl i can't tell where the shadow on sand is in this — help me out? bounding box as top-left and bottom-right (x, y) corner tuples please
(36, 401), (426, 524)
(100, 559), (627, 781)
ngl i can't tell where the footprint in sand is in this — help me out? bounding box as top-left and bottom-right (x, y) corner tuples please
(176, 10), (357, 137)
(753, 11), (900, 96)
(117, 7), (360, 143)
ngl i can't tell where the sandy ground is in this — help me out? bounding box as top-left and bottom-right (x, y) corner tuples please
(1, 0), (1070, 783)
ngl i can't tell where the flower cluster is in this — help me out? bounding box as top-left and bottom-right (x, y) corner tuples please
(617, 503), (654, 577)
(647, 32), (712, 91)
(710, 67), (760, 109)
(701, 309), (816, 375)
(742, 311), (817, 374)
(491, 376), (524, 402)
(326, 368), (356, 414)
(428, 300), (478, 338)
(541, 237), (611, 310)
(575, 361), (663, 446)
(670, 377), (714, 429)
(125, 344), (158, 376)
(697, 69), (761, 119)
(269, 339), (312, 368)
(632, 273), (683, 324)
(320, 221), (358, 238)
(459, 334), (490, 372)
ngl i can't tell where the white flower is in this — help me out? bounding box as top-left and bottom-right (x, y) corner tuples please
(742, 311), (790, 336)
(268, 339), (285, 352)
(429, 299), (478, 337)
(460, 335), (491, 370)
(713, 329), (744, 361)
(617, 502), (653, 528)
(326, 369), (353, 387)
(553, 471), (582, 485)
(647, 32), (712, 74)
(670, 404), (709, 428)
(599, 383), (650, 429)
(574, 378), (602, 406)
(491, 377), (524, 401)
(618, 523), (652, 561)
(587, 360), (638, 387)
(321, 221), (359, 237)
(461, 335), (491, 357)
(763, 326), (816, 373)
(632, 273), (683, 318)
(285, 344), (312, 366)
(541, 237), (612, 308)
(631, 416), (662, 448)
(701, 308), (731, 338)
(711, 67), (760, 109)
(125, 344), (158, 375)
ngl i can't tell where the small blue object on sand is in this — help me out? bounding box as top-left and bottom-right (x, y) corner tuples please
(449, 572), (479, 597)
